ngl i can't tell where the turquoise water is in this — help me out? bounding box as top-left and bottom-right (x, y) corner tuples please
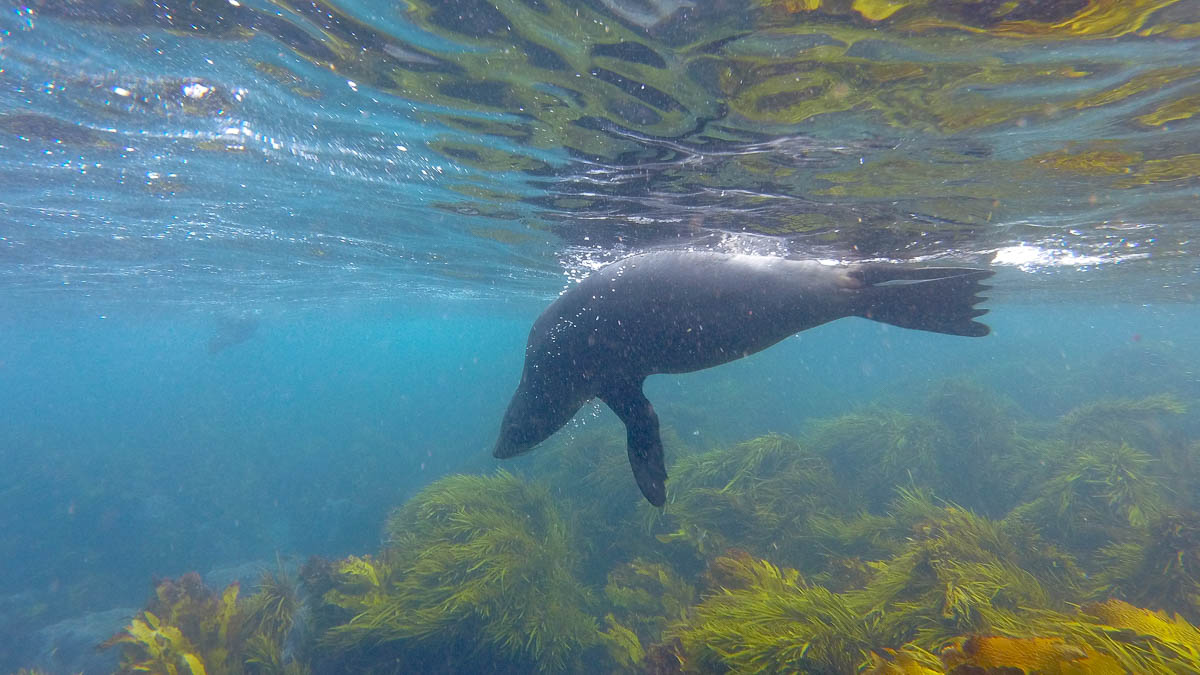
(2, 1), (1200, 673)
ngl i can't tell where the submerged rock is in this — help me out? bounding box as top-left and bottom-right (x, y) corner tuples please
(33, 607), (135, 675)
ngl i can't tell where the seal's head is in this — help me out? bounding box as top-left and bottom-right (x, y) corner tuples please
(492, 389), (545, 458)
(489, 384), (554, 456)
(493, 375), (586, 459)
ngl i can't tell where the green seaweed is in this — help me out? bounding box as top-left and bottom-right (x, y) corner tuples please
(521, 423), (674, 583)
(760, 0), (1194, 39)
(668, 546), (1199, 674)
(314, 471), (600, 673)
(806, 408), (948, 512)
(1011, 441), (1167, 549)
(857, 491), (1084, 647)
(804, 509), (908, 588)
(242, 570), (299, 647)
(923, 380), (1033, 513)
(600, 613), (644, 669)
(1095, 511), (1200, 623)
(1061, 394), (1186, 449)
(652, 433), (841, 570)
(240, 569), (304, 674)
(671, 550), (881, 674)
(243, 633), (311, 675)
(603, 557), (695, 664)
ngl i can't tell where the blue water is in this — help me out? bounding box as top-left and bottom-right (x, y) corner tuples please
(2, 0), (1200, 672)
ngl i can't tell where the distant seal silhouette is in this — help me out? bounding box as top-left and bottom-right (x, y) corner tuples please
(493, 251), (992, 506)
(206, 312), (260, 355)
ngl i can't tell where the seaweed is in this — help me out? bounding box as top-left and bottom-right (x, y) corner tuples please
(103, 612), (208, 675)
(1095, 511), (1200, 622)
(806, 509), (904, 557)
(1061, 394), (1186, 450)
(862, 645), (945, 675)
(1060, 394), (1196, 511)
(806, 409), (949, 512)
(101, 573), (244, 675)
(96, 568), (317, 675)
(314, 471), (600, 673)
(241, 569), (305, 674)
(602, 558), (695, 666)
(91, 376), (1200, 675)
(652, 433), (841, 570)
(243, 634), (311, 675)
(1010, 441), (1167, 549)
(862, 602), (1200, 674)
(668, 547), (1199, 674)
(521, 424), (670, 584)
(804, 510), (907, 591)
(858, 490), (1085, 646)
(246, 571), (299, 637)
(1047, 599), (1200, 673)
(938, 634), (1117, 674)
(670, 551), (881, 674)
(924, 380), (1029, 513)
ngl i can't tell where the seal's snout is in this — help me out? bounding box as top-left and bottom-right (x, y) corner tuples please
(494, 381), (573, 459)
(493, 410), (543, 459)
(492, 432), (526, 459)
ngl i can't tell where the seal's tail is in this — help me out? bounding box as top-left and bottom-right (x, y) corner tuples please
(852, 265), (993, 337)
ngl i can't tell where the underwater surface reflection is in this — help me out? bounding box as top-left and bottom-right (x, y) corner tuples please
(3, 0), (1199, 302)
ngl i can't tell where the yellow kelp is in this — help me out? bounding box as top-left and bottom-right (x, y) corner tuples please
(102, 574), (242, 675)
(761, 0), (1198, 40)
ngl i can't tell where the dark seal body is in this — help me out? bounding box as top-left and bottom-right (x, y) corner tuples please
(494, 251), (992, 506)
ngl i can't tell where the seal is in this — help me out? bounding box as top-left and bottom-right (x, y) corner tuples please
(493, 251), (992, 506)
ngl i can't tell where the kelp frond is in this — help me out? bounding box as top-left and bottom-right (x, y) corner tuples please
(863, 644), (945, 674)
(101, 574), (247, 675)
(939, 634), (1114, 674)
(102, 611), (208, 675)
(1045, 599), (1200, 672)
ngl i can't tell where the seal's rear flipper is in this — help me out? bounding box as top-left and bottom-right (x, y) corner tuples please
(600, 380), (667, 507)
(853, 266), (993, 337)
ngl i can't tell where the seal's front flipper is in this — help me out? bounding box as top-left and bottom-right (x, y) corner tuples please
(600, 380), (667, 507)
